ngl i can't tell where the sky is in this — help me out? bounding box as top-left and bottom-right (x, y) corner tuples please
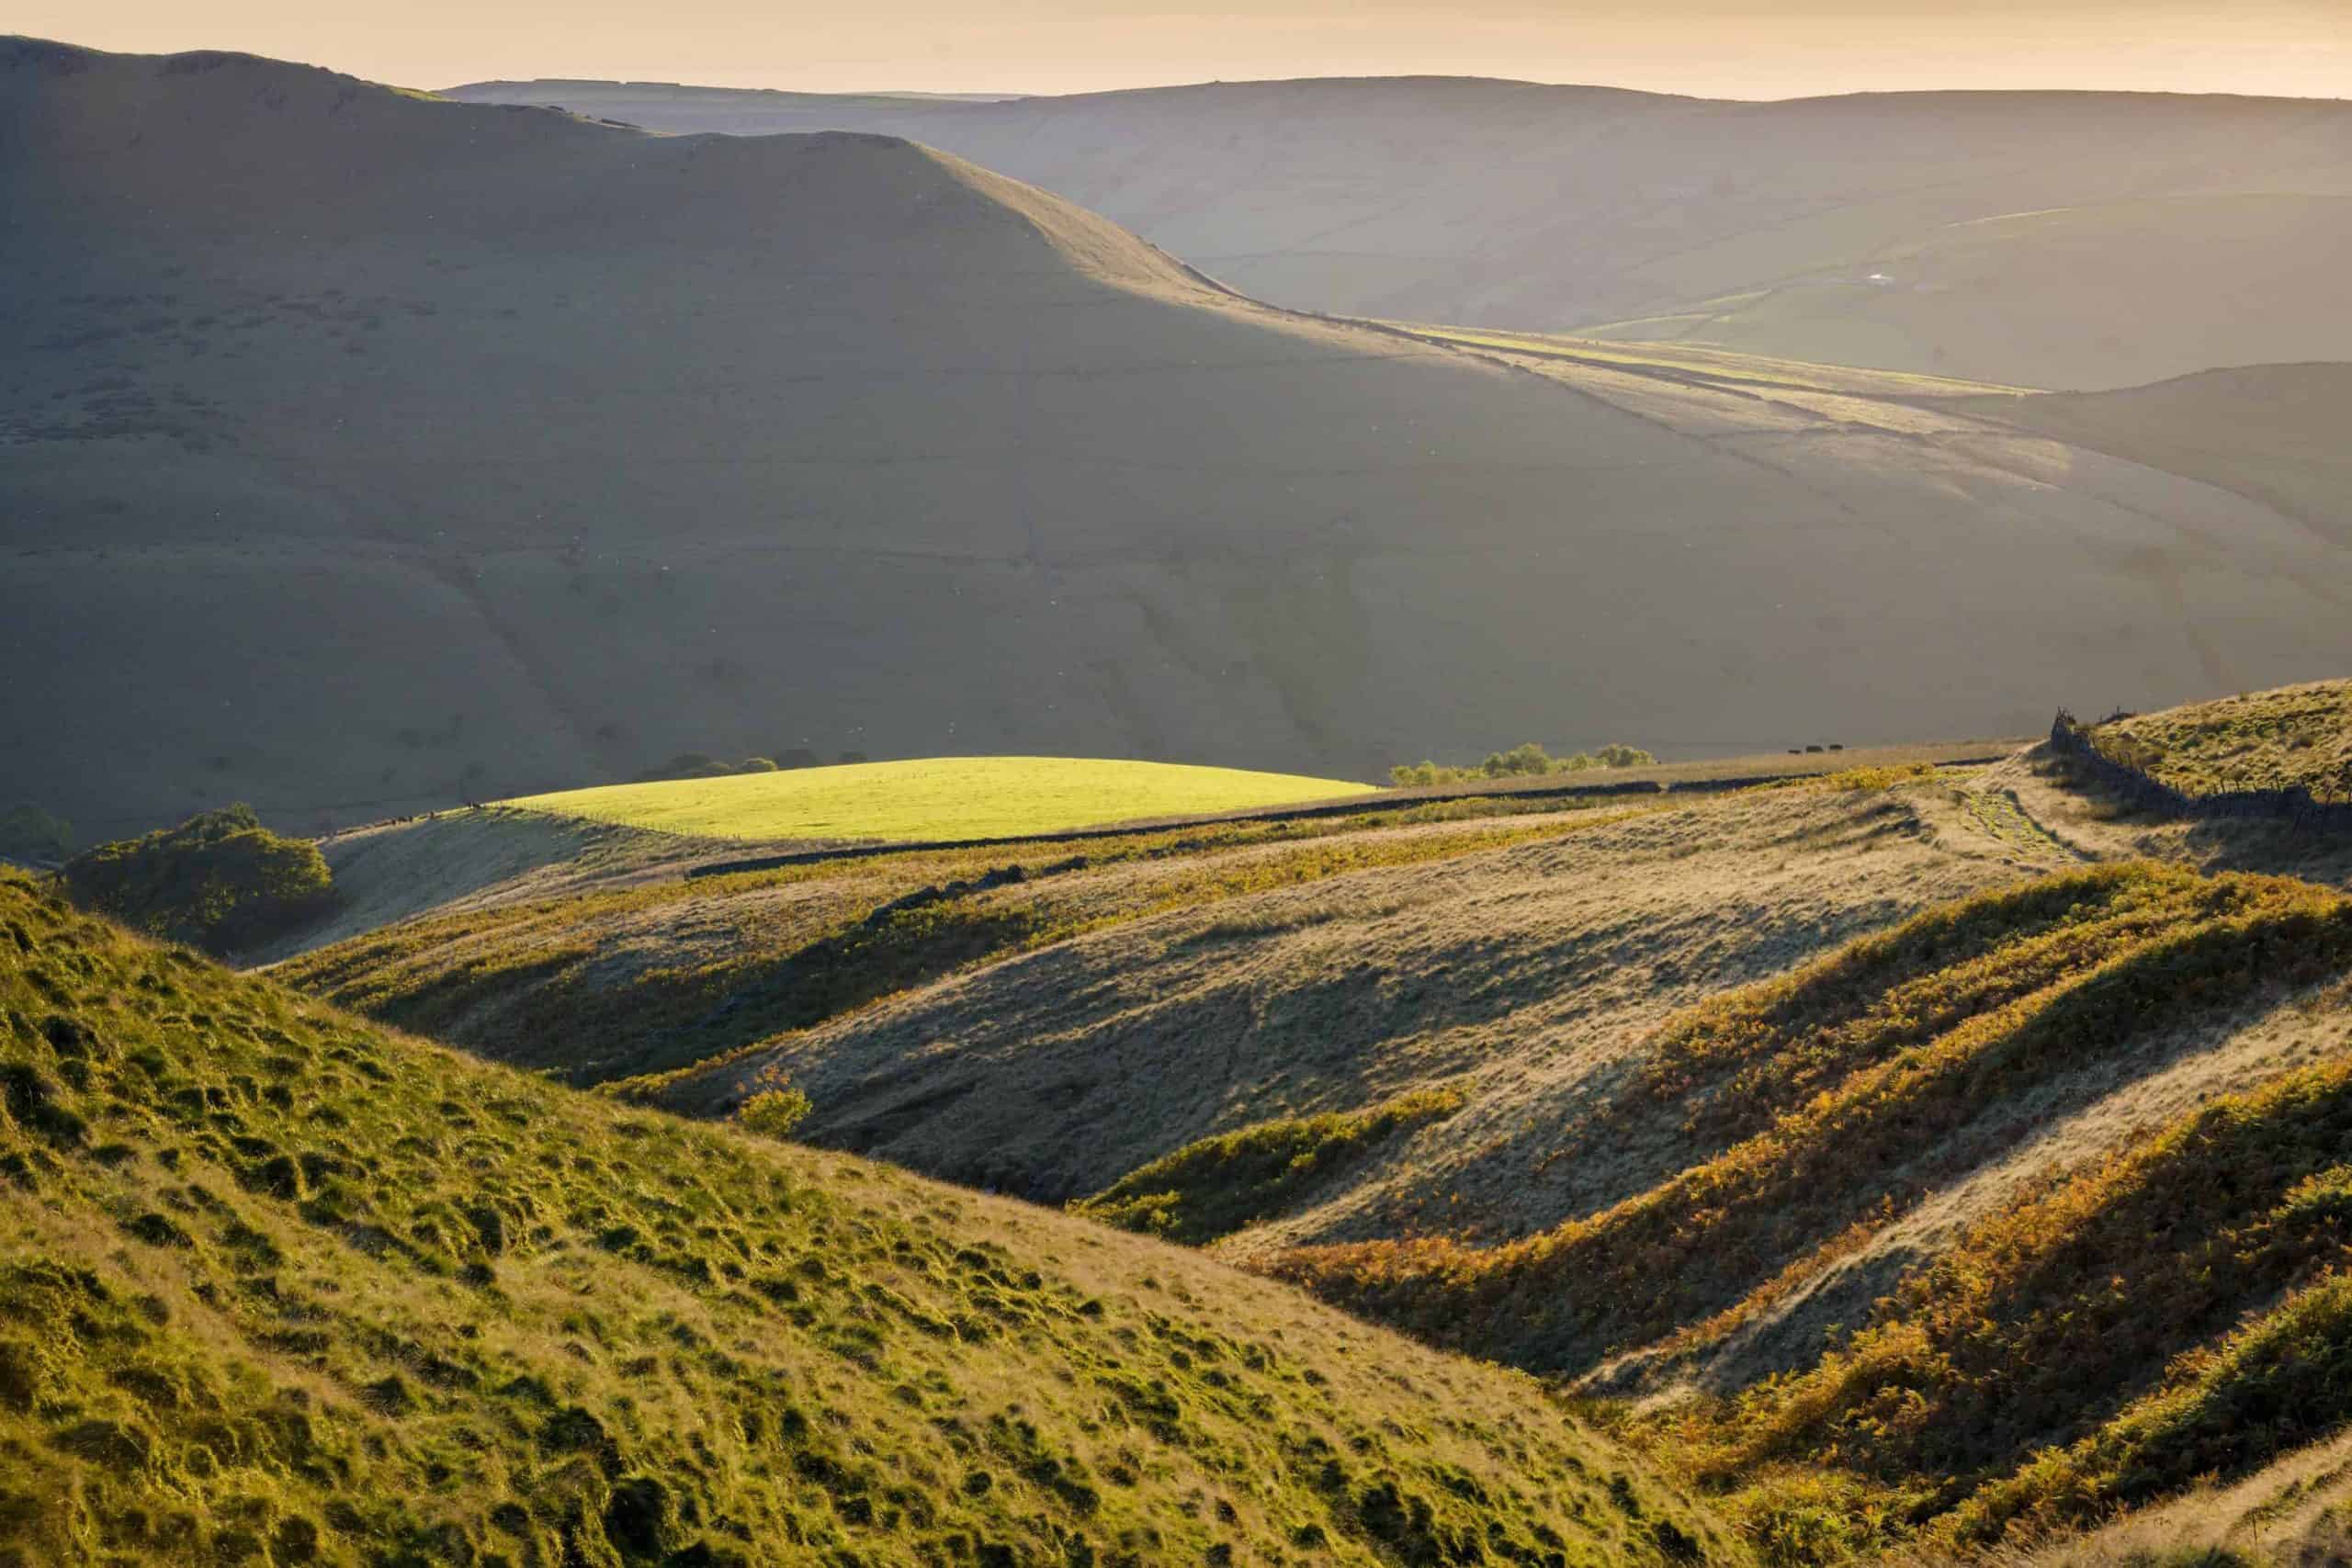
(26, 0), (2352, 99)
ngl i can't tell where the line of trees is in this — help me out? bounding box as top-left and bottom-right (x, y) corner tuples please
(632, 748), (871, 783)
(1389, 741), (1657, 787)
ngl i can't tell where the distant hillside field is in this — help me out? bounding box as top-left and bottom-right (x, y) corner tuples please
(445, 74), (2352, 389)
(507, 757), (1375, 842)
(0, 871), (1736, 1566)
(9, 40), (2352, 837)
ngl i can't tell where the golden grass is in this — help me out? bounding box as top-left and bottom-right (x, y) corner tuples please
(2093, 682), (2352, 804)
(281, 800), (1647, 1089)
(0, 871), (1737, 1565)
(503, 757), (1376, 843)
(1253, 864), (2352, 1548)
(1072, 1088), (1468, 1246)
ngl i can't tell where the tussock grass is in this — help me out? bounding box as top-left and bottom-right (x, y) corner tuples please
(504, 757), (1376, 843)
(0, 871), (1736, 1566)
(1073, 1089), (1468, 1246)
(2093, 682), (2352, 804)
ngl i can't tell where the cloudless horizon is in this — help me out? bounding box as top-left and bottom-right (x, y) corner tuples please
(25, 0), (2352, 101)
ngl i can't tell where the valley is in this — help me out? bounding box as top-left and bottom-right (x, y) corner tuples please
(11, 19), (2352, 1565)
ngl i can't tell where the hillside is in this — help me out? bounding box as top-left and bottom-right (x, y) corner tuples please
(262, 714), (2352, 1552)
(2086, 680), (2352, 802)
(0, 870), (1736, 1565)
(1950, 364), (2352, 549)
(9, 41), (2352, 839)
(442, 75), (2352, 389)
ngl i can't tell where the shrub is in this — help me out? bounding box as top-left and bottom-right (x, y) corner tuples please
(737, 1086), (813, 1140)
(61, 805), (333, 955)
(735, 757), (779, 773)
(0, 804), (72, 863)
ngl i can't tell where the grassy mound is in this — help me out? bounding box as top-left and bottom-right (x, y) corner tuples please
(503, 758), (1376, 843)
(60, 805), (334, 957)
(2090, 682), (2352, 803)
(0, 872), (1734, 1567)
(1073, 1089), (1467, 1246)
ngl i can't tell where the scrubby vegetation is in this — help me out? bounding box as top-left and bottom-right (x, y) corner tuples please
(60, 805), (333, 956)
(1389, 742), (1657, 787)
(1074, 1089), (1467, 1245)
(2090, 682), (2352, 802)
(1262, 863), (2352, 1546)
(0, 805), (72, 864)
(634, 753), (787, 784)
(0, 872), (1734, 1566)
(512, 756), (1376, 843)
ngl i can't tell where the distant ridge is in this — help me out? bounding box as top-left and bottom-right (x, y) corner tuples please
(6, 39), (2349, 836)
(445, 71), (2352, 388)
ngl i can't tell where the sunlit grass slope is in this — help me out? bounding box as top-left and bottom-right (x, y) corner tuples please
(0, 871), (1736, 1566)
(504, 757), (1376, 843)
(2091, 681), (2352, 803)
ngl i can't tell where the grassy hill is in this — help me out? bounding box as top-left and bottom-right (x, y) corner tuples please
(505, 758), (1376, 843)
(442, 75), (2352, 389)
(0, 870), (1736, 1566)
(94, 679), (2352, 1555)
(2087, 681), (2352, 803)
(1261, 859), (2352, 1546)
(261, 710), (2352, 1554)
(9, 39), (2351, 840)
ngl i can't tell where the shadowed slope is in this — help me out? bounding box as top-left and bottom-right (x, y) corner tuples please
(9, 40), (2350, 839)
(444, 75), (2352, 389)
(0, 870), (1738, 1566)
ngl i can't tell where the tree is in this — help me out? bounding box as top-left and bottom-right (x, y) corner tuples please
(62, 805), (334, 955)
(0, 804), (73, 863)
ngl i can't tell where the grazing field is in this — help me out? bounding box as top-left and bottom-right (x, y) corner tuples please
(0, 872), (1736, 1566)
(504, 756), (1377, 842)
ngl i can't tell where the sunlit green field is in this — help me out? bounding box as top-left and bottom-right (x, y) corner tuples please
(503, 755), (1376, 841)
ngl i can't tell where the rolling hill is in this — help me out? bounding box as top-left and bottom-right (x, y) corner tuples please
(0, 869), (1738, 1566)
(441, 74), (2352, 389)
(9, 39), (2352, 843)
(257, 686), (2352, 1553)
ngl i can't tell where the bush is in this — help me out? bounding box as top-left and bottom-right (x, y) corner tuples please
(61, 805), (334, 955)
(0, 804), (72, 863)
(737, 1087), (813, 1140)
(735, 757), (779, 773)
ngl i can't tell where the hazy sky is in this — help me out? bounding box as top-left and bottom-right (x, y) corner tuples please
(29, 0), (2352, 99)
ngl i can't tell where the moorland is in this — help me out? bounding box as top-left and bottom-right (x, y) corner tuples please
(14, 28), (2352, 1567)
